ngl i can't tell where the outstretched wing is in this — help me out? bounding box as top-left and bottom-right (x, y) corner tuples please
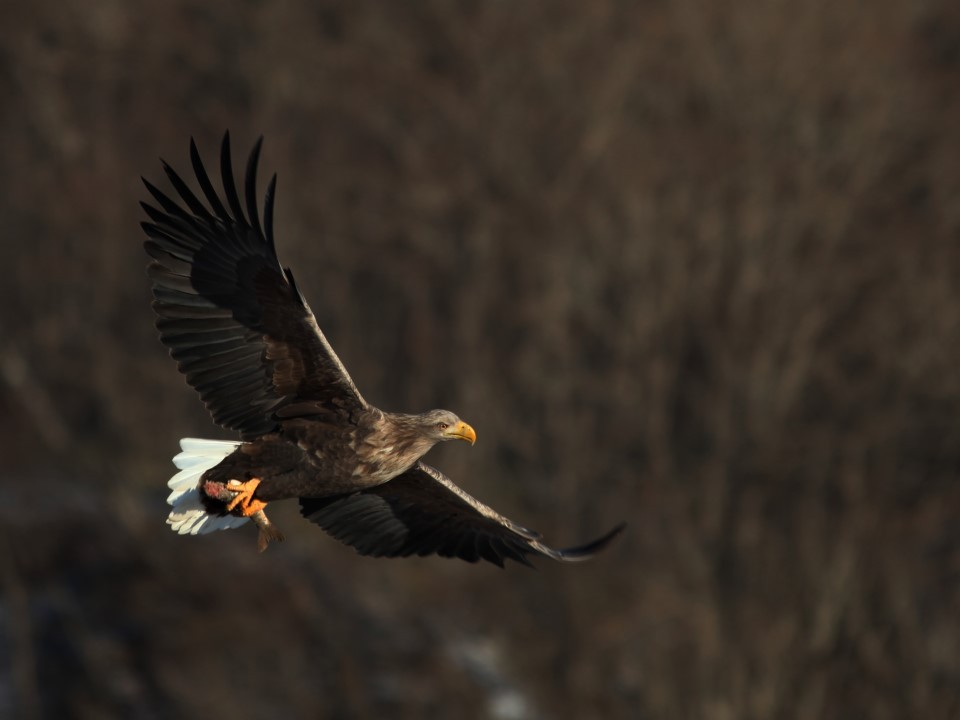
(142, 133), (367, 439)
(299, 462), (624, 567)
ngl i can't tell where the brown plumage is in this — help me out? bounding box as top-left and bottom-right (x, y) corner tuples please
(142, 133), (623, 567)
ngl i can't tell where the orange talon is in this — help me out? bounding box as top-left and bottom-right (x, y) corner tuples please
(224, 478), (268, 516)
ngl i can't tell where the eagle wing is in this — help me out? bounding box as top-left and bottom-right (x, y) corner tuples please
(299, 461), (625, 567)
(142, 134), (367, 439)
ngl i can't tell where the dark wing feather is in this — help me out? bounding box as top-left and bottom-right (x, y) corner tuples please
(143, 133), (367, 438)
(299, 462), (624, 567)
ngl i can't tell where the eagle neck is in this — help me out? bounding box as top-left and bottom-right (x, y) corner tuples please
(375, 411), (437, 470)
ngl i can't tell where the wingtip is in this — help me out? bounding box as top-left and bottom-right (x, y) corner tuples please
(244, 136), (265, 235)
(264, 173), (278, 249)
(220, 132), (233, 173)
(541, 521), (626, 562)
(189, 137), (201, 168)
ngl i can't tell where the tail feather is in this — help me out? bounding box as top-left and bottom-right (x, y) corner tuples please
(166, 438), (250, 535)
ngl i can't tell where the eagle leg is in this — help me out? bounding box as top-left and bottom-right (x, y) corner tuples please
(225, 478), (267, 516)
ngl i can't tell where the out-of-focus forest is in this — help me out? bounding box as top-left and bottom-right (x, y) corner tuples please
(2, 1), (959, 718)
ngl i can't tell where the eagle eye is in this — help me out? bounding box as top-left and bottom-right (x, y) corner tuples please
(437, 422), (449, 430)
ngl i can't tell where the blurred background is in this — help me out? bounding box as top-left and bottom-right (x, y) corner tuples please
(2, 1), (960, 718)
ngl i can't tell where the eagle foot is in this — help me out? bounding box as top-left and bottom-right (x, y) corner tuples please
(225, 478), (267, 516)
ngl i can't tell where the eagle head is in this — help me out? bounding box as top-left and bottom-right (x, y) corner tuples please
(420, 409), (477, 445)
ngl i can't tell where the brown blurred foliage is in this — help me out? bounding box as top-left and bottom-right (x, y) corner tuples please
(2, 1), (960, 718)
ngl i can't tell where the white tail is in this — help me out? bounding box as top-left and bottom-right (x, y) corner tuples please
(166, 438), (249, 535)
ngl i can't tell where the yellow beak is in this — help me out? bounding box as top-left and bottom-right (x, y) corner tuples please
(445, 420), (477, 445)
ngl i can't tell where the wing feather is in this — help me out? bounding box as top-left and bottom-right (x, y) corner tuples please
(299, 462), (623, 567)
(161, 161), (212, 220)
(219, 132), (247, 225)
(143, 133), (368, 438)
(190, 137), (230, 219)
(244, 137), (264, 237)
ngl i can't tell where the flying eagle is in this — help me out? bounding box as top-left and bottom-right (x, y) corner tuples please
(141, 134), (623, 566)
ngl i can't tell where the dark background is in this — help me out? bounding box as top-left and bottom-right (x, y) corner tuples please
(2, 2), (960, 718)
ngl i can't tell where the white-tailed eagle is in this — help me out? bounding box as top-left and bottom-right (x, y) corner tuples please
(142, 134), (623, 567)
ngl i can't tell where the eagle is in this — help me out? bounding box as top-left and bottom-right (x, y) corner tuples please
(141, 133), (623, 567)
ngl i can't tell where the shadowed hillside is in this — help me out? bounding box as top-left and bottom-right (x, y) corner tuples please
(2, 1), (960, 718)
